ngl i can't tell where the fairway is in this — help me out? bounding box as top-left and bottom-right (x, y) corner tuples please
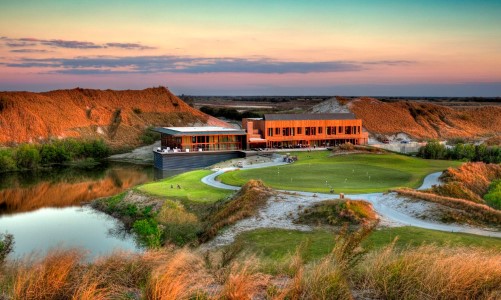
(138, 170), (233, 203)
(218, 151), (462, 193)
(235, 227), (501, 266)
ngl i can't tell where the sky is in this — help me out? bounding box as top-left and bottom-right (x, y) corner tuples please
(1, 0), (501, 96)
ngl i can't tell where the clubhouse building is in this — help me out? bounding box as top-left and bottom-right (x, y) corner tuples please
(152, 113), (368, 170)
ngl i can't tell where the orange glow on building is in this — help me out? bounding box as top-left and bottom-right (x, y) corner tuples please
(243, 113), (368, 149)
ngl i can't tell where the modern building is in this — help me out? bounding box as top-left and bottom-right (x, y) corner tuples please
(152, 126), (246, 170)
(152, 113), (368, 170)
(243, 113), (368, 149)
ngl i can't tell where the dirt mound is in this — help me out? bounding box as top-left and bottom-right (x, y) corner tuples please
(348, 97), (501, 140)
(307, 96), (351, 113)
(0, 87), (229, 148)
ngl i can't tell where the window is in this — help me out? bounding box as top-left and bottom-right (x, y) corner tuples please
(297, 127), (302, 134)
(268, 128), (273, 137)
(275, 128), (280, 135)
(338, 126), (343, 134)
(318, 127), (323, 134)
(327, 127), (331, 135)
(305, 127), (310, 135)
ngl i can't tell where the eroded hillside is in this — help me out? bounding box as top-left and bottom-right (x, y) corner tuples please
(0, 87), (229, 147)
(348, 98), (501, 140)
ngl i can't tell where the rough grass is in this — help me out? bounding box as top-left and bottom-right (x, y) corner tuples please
(138, 170), (232, 203)
(432, 162), (501, 204)
(1, 228), (500, 299)
(395, 188), (501, 227)
(357, 244), (501, 299)
(233, 227), (501, 267)
(297, 199), (378, 226)
(200, 179), (273, 242)
(218, 152), (461, 194)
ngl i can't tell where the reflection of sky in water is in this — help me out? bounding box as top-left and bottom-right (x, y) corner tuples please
(0, 206), (142, 260)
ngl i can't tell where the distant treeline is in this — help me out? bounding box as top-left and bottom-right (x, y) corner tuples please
(200, 106), (262, 120)
(418, 140), (501, 163)
(0, 139), (110, 172)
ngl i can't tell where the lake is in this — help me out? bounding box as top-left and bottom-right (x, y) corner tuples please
(0, 162), (154, 259)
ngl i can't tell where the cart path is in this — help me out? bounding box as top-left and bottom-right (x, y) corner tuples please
(200, 161), (501, 248)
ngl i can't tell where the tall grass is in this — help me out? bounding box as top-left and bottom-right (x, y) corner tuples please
(1, 225), (499, 299)
(12, 249), (83, 300)
(358, 244), (501, 299)
(145, 249), (209, 300)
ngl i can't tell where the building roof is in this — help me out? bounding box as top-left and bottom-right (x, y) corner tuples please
(152, 126), (246, 136)
(263, 113), (357, 121)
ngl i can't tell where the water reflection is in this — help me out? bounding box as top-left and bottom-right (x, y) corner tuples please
(0, 162), (154, 215)
(0, 206), (143, 259)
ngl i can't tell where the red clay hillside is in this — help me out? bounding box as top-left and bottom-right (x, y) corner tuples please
(0, 87), (229, 148)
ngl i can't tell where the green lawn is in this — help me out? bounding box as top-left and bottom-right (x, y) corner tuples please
(138, 170), (233, 203)
(235, 227), (501, 265)
(218, 152), (462, 193)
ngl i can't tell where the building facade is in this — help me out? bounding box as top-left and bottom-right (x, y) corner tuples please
(151, 126), (246, 170)
(243, 113), (368, 149)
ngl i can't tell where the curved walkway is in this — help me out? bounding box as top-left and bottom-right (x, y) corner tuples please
(201, 161), (501, 239)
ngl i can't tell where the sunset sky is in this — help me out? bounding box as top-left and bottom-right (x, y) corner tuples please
(1, 0), (500, 96)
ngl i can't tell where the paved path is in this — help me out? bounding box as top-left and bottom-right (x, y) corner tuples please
(201, 161), (501, 242)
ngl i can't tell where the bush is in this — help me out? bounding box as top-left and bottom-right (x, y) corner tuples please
(0, 233), (14, 265)
(132, 219), (163, 248)
(484, 180), (501, 209)
(15, 144), (41, 169)
(140, 127), (160, 145)
(0, 149), (17, 171)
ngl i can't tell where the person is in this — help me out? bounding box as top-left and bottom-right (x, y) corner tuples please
(177, 184), (181, 189)
(330, 188), (334, 194)
(170, 184), (173, 189)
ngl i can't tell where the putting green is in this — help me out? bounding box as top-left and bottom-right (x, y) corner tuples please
(218, 152), (462, 193)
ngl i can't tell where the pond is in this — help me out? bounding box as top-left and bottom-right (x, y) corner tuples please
(0, 162), (154, 260)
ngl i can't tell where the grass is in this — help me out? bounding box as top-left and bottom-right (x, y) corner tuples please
(297, 199), (377, 226)
(201, 180), (273, 242)
(138, 169), (232, 203)
(218, 152), (462, 194)
(233, 227), (501, 266)
(358, 244), (501, 299)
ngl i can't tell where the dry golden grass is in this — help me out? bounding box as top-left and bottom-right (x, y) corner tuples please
(297, 199), (378, 226)
(395, 162), (501, 226)
(220, 260), (269, 300)
(12, 249), (83, 300)
(359, 244), (501, 299)
(395, 188), (501, 225)
(1, 229), (500, 300)
(201, 180), (273, 242)
(437, 162), (501, 200)
(156, 200), (198, 225)
(145, 249), (210, 300)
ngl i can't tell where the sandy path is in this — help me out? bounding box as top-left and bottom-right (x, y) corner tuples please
(200, 161), (501, 249)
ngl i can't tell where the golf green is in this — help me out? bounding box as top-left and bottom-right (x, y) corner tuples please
(218, 152), (462, 193)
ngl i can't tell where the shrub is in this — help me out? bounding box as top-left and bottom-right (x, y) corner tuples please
(484, 180), (501, 209)
(0, 233), (14, 265)
(140, 127), (161, 145)
(132, 219), (163, 248)
(0, 149), (17, 172)
(14, 144), (41, 169)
